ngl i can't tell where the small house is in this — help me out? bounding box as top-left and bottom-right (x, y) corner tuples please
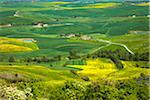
(132, 15), (136, 18)
(66, 34), (76, 38)
(14, 11), (20, 17)
(80, 35), (92, 40)
(33, 22), (48, 28)
(147, 15), (150, 17)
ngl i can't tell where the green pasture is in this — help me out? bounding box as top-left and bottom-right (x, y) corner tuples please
(91, 33), (149, 53)
(0, 37), (104, 58)
(0, 64), (78, 83)
(0, 2), (149, 35)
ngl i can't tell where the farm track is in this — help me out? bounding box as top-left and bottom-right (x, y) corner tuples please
(89, 43), (111, 54)
(54, 38), (134, 55)
(95, 39), (134, 55)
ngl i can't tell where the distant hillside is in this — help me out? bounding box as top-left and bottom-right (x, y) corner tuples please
(0, 0), (149, 3)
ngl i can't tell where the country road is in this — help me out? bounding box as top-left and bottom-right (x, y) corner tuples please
(96, 39), (134, 55)
(89, 43), (111, 54)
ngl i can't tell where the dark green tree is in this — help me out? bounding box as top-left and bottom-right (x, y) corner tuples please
(8, 56), (16, 62)
(69, 50), (79, 59)
(110, 54), (124, 70)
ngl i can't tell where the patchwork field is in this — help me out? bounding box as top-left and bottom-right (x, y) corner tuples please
(0, 58), (148, 84)
(0, 1), (149, 99)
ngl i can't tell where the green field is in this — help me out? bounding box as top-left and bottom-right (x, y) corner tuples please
(0, 1), (149, 99)
(0, 1), (149, 58)
(91, 33), (149, 53)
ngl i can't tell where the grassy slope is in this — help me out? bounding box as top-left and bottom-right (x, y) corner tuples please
(0, 64), (78, 84)
(108, 33), (149, 53)
(0, 36), (106, 58)
(0, 58), (148, 85)
(80, 2), (120, 9)
(92, 33), (149, 53)
(135, 2), (150, 6)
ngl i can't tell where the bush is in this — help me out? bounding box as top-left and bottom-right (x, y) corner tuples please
(8, 56), (16, 62)
(81, 76), (90, 81)
(110, 54), (124, 69)
(13, 78), (149, 100)
(0, 85), (33, 100)
(62, 81), (86, 100)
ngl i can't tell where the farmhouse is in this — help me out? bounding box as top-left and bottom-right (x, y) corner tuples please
(80, 35), (92, 40)
(14, 11), (20, 17)
(60, 34), (76, 38)
(60, 33), (92, 40)
(66, 34), (76, 38)
(132, 15), (136, 18)
(147, 15), (150, 17)
(43, 24), (48, 27)
(33, 23), (48, 28)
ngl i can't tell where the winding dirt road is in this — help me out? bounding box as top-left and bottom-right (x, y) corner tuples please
(96, 39), (134, 55)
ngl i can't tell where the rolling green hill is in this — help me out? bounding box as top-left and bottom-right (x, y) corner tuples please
(92, 33), (149, 53)
(0, 1), (149, 99)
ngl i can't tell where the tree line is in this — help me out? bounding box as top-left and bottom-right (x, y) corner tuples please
(86, 49), (149, 61)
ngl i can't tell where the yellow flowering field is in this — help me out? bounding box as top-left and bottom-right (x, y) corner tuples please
(0, 44), (32, 52)
(81, 3), (120, 9)
(0, 37), (39, 52)
(70, 59), (150, 80)
(135, 2), (150, 6)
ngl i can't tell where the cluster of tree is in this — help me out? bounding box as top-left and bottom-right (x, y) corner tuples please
(0, 49), (148, 70)
(0, 55), (62, 65)
(8, 56), (16, 62)
(0, 85), (33, 100)
(1, 71), (148, 100)
(55, 76), (148, 100)
(68, 49), (80, 59)
(109, 54), (124, 69)
(60, 33), (82, 38)
(2, 50), (80, 63)
(24, 55), (64, 63)
(87, 49), (149, 61)
(135, 64), (149, 69)
(0, 56), (17, 63)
